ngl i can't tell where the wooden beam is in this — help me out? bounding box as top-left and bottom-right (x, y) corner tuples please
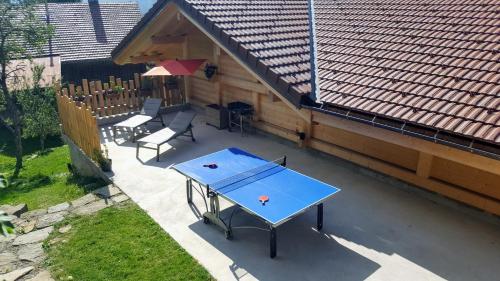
(312, 111), (500, 175)
(151, 34), (186, 45)
(416, 152), (434, 178)
(212, 43), (222, 105)
(254, 121), (300, 144)
(252, 91), (260, 121)
(267, 91), (280, 102)
(220, 75), (267, 93)
(309, 138), (500, 216)
(299, 110), (312, 148)
(182, 37), (191, 103)
(130, 54), (164, 64)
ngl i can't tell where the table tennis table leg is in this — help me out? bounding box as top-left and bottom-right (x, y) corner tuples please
(203, 194), (232, 239)
(186, 179), (193, 203)
(317, 203), (323, 231)
(270, 227), (277, 258)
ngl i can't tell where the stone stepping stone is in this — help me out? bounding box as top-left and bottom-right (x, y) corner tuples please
(0, 266), (33, 281)
(0, 263), (15, 275)
(0, 204), (27, 217)
(72, 200), (111, 216)
(26, 270), (54, 281)
(71, 194), (97, 208)
(17, 243), (44, 263)
(111, 194), (129, 204)
(0, 252), (16, 267)
(93, 185), (121, 199)
(12, 227), (53, 246)
(21, 209), (46, 219)
(58, 225), (72, 234)
(47, 202), (70, 214)
(13, 219), (37, 234)
(36, 212), (67, 229)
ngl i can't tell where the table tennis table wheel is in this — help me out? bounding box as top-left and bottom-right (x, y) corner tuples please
(203, 217), (210, 224)
(225, 230), (232, 240)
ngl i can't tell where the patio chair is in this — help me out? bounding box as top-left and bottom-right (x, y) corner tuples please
(136, 111), (197, 161)
(113, 98), (164, 142)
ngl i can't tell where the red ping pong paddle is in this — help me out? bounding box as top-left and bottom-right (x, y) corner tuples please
(259, 195), (269, 205)
(203, 163), (218, 169)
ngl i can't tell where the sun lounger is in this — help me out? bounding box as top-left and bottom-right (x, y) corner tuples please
(113, 98), (164, 142)
(136, 111), (197, 161)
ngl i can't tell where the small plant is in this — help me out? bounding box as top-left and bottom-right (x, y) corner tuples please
(0, 211), (15, 237)
(113, 85), (124, 94)
(92, 145), (112, 172)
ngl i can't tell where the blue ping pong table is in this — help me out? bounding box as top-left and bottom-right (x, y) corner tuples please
(172, 147), (340, 258)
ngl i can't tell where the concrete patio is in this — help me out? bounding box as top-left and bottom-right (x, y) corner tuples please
(100, 110), (500, 281)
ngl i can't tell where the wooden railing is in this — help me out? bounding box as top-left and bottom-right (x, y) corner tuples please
(59, 74), (185, 117)
(56, 93), (101, 157)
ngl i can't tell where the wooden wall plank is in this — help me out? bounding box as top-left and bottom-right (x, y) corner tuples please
(309, 138), (500, 216)
(417, 152), (433, 178)
(313, 123), (419, 171)
(312, 111), (500, 176)
(431, 157), (500, 200)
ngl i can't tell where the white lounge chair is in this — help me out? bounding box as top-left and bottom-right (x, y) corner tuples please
(136, 111), (197, 161)
(113, 98), (164, 142)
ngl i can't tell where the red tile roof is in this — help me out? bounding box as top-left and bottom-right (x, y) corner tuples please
(112, 0), (499, 152)
(314, 0), (499, 145)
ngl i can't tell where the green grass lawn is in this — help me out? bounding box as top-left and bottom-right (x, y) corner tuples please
(0, 127), (104, 209)
(45, 203), (213, 281)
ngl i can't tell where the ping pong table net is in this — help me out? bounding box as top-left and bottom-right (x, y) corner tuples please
(208, 156), (287, 194)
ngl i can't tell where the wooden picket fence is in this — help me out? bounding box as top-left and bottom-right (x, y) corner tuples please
(56, 93), (101, 157)
(59, 74), (143, 117)
(58, 74), (185, 117)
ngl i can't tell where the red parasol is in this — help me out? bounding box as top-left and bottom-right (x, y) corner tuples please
(159, 59), (206, 76)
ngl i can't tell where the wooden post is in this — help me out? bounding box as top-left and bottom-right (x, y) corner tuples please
(95, 81), (106, 116)
(252, 91), (260, 121)
(69, 84), (75, 97)
(134, 73), (141, 90)
(128, 80), (136, 111)
(119, 81), (127, 113)
(115, 78), (123, 113)
(161, 76), (169, 106)
(212, 44), (222, 105)
(82, 79), (89, 95)
(82, 79), (90, 106)
(182, 37), (190, 103)
(121, 81), (130, 112)
(109, 76), (116, 89)
(299, 110), (312, 148)
(89, 81), (98, 112)
(416, 152), (434, 178)
(116, 78), (122, 88)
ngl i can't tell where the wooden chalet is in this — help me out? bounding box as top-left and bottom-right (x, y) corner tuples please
(111, 0), (500, 215)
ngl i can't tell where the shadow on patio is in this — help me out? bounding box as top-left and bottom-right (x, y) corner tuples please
(99, 110), (500, 281)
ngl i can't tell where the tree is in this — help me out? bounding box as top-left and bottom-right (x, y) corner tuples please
(0, 0), (53, 177)
(18, 64), (60, 152)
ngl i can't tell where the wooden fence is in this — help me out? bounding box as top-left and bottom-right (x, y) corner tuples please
(56, 93), (101, 158)
(58, 74), (185, 117)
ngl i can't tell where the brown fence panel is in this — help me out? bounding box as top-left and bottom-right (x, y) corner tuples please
(56, 93), (101, 158)
(59, 73), (185, 118)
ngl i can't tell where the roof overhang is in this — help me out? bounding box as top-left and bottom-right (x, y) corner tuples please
(111, 0), (307, 108)
(112, 0), (182, 65)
